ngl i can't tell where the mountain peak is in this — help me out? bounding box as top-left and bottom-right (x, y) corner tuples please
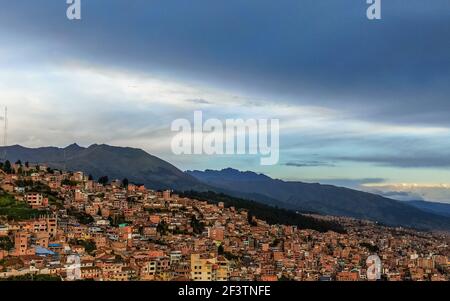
(220, 167), (240, 174)
(65, 143), (84, 150)
(187, 168), (271, 181)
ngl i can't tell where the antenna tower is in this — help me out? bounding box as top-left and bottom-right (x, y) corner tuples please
(1, 107), (7, 161)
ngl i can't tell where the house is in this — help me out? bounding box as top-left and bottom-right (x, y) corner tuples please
(336, 271), (360, 281)
(0, 225), (8, 237)
(190, 253), (230, 281)
(81, 266), (101, 280)
(1, 182), (15, 193)
(25, 193), (45, 208)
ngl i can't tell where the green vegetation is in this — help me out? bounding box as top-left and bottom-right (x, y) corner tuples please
(360, 242), (380, 253)
(270, 238), (281, 248)
(14, 181), (64, 210)
(222, 251), (241, 261)
(154, 221), (189, 236)
(171, 228), (189, 235)
(157, 220), (169, 236)
(67, 208), (94, 225)
(190, 215), (205, 235)
(179, 191), (346, 234)
(47, 194), (64, 209)
(98, 176), (109, 185)
(0, 161), (13, 174)
(247, 211), (258, 227)
(0, 191), (43, 221)
(108, 215), (131, 227)
(218, 244), (225, 255)
(61, 179), (79, 186)
(0, 236), (13, 251)
(279, 275), (294, 281)
(15, 180), (55, 196)
(69, 239), (97, 254)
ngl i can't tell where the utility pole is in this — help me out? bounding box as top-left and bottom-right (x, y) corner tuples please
(4, 106), (7, 147)
(1, 106), (7, 162)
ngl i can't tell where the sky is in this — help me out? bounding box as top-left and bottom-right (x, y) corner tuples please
(0, 0), (450, 202)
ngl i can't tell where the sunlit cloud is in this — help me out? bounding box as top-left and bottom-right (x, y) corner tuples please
(363, 183), (450, 203)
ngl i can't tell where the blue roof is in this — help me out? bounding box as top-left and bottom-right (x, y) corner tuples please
(35, 246), (56, 255)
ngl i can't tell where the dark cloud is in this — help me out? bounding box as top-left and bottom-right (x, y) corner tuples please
(333, 154), (450, 168)
(379, 190), (422, 199)
(186, 98), (211, 105)
(305, 178), (386, 189)
(368, 190), (425, 201)
(1, 0), (449, 126)
(379, 191), (411, 197)
(285, 161), (335, 167)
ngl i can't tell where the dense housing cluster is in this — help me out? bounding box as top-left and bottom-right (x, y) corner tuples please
(0, 161), (448, 281)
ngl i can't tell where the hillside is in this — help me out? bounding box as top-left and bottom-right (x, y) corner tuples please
(404, 200), (450, 218)
(187, 168), (450, 231)
(0, 144), (207, 191)
(178, 190), (346, 234)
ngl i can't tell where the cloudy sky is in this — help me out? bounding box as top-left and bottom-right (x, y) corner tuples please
(1, 0), (450, 202)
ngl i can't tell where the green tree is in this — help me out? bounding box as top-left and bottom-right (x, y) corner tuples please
(218, 244), (225, 255)
(248, 211), (257, 226)
(69, 239), (97, 254)
(190, 215), (205, 235)
(0, 236), (13, 251)
(157, 220), (169, 236)
(61, 179), (78, 186)
(98, 176), (109, 185)
(3, 160), (12, 174)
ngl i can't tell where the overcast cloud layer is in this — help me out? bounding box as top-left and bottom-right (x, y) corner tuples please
(0, 0), (450, 202)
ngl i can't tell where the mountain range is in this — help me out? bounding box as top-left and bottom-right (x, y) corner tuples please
(186, 168), (450, 231)
(1, 144), (206, 191)
(1, 144), (449, 231)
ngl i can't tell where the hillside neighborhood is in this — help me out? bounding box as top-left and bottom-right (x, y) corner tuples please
(0, 161), (448, 281)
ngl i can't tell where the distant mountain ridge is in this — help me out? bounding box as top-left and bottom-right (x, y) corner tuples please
(1, 144), (449, 231)
(404, 200), (450, 218)
(187, 168), (450, 231)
